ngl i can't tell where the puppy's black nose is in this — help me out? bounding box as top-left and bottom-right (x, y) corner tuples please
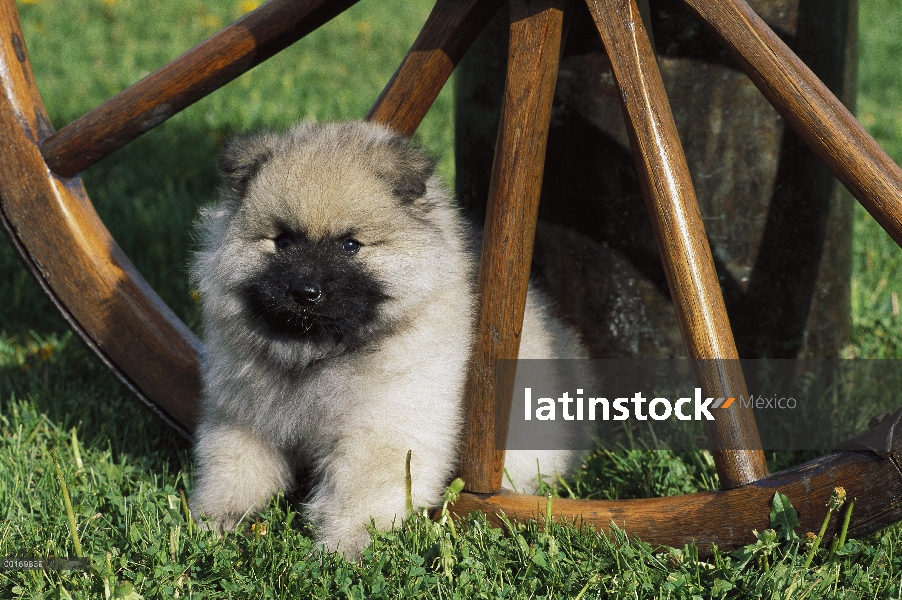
(290, 282), (322, 305)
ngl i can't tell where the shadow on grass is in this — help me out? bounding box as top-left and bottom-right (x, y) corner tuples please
(0, 339), (190, 470)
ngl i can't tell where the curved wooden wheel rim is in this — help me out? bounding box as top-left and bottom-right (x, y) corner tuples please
(3, 0), (902, 554)
(0, 0), (202, 437)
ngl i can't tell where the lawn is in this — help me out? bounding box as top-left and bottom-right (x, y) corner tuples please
(1, 0), (901, 597)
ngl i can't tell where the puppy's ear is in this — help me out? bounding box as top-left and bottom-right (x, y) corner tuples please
(371, 135), (436, 203)
(217, 133), (276, 196)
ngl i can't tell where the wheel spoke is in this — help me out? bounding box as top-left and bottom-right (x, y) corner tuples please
(586, 0), (768, 488)
(459, 0), (568, 494)
(41, 0), (360, 178)
(684, 0), (902, 248)
(367, 0), (504, 135)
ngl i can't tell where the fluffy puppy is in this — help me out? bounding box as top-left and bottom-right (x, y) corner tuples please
(189, 121), (587, 557)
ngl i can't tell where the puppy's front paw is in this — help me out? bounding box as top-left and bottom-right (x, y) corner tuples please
(316, 522), (375, 560)
(190, 421), (295, 534)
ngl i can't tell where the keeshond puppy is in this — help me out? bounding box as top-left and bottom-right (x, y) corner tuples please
(189, 121), (587, 557)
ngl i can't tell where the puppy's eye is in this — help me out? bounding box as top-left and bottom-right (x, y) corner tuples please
(274, 233), (293, 249)
(340, 238), (361, 254)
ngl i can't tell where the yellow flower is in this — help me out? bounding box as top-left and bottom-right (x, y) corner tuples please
(828, 486), (846, 511)
(37, 343), (56, 360)
(239, 0), (262, 14)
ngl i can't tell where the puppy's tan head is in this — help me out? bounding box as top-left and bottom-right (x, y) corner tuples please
(194, 121), (463, 367)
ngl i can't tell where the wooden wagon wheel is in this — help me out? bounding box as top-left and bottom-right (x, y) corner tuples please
(3, 0), (902, 554)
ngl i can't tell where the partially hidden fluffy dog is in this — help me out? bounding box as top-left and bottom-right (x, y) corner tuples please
(189, 121), (587, 557)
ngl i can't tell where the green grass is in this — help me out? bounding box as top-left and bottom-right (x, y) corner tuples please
(850, 0), (902, 359)
(2, 0), (902, 597)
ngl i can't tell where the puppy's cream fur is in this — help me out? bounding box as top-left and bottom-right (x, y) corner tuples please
(190, 121), (586, 557)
